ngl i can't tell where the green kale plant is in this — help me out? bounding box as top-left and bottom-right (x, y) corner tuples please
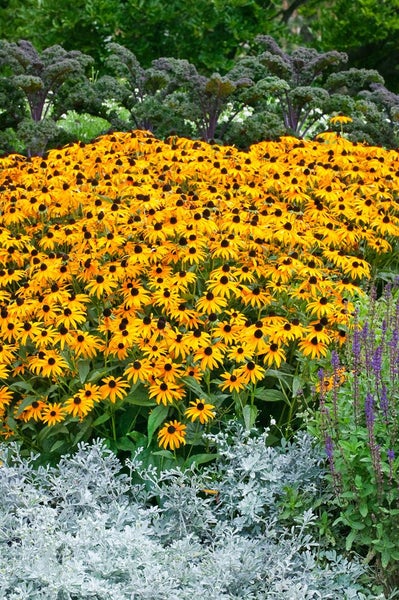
(0, 39), (94, 155)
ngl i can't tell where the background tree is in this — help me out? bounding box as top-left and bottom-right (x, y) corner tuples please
(0, 0), (300, 74)
(297, 0), (399, 92)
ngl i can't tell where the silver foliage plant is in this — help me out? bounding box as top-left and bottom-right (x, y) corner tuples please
(0, 426), (376, 599)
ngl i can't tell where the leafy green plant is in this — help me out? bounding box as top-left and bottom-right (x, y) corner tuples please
(309, 284), (399, 594)
(231, 35), (385, 140)
(0, 39), (94, 155)
(0, 430), (383, 599)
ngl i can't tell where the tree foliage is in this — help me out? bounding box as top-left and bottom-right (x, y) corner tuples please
(298, 0), (399, 92)
(0, 0), (295, 74)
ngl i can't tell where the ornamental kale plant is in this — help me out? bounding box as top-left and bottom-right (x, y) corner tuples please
(0, 39), (94, 155)
(311, 284), (399, 594)
(0, 430), (381, 599)
(227, 35), (386, 145)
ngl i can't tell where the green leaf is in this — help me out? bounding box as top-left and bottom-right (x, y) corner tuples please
(292, 376), (302, 397)
(87, 363), (119, 383)
(253, 388), (285, 402)
(381, 549), (392, 569)
(151, 449), (175, 459)
(77, 359), (91, 384)
(359, 502), (368, 518)
(345, 529), (357, 551)
(184, 453), (218, 468)
(73, 419), (92, 444)
(125, 395), (156, 407)
(50, 439), (66, 453)
(243, 404), (258, 430)
(182, 376), (209, 399)
(116, 436), (136, 451)
(147, 404), (169, 446)
(8, 381), (34, 392)
(124, 382), (156, 406)
(92, 413), (111, 426)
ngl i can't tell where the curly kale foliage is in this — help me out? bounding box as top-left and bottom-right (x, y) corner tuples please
(0, 428), (382, 599)
(231, 36), (391, 141)
(230, 35), (347, 136)
(0, 37), (399, 154)
(0, 39), (94, 154)
(101, 45), (252, 141)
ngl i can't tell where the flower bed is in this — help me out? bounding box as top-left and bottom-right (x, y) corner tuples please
(0, 130), (398, 459)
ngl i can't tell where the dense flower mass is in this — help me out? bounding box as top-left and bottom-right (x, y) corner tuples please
(0, 129), (399, 446)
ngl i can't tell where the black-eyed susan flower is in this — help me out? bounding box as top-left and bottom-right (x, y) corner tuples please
(211, 321), (240, 345)
(41, 402), (67, 426)
(28, 350), (69, 378)
(0, 386), (13, 410)
(99, 376), (130, 403)
(185, 398), (215, 424)
(20, 399), (47, 421)
(70, 331), (104, 359)
(226, 344), (254, 363)
(239, 285), (271, 309)
(157, 419), (186, 450)
(64, 394), (94, 419)
(85, 273), (118, 298)
(234, 361), (266, 385)
(196, 291), (228, 315)
(219, 371), (247, 393)
(194, 342), (226, 371)
(262, 343), (286, 368)
(148, 379), (186, 405)
(329, 114), (353, 125)
(184, 364), (203, 381)
(298, 335), (329, 359)
(77, 383), (102, 404)
(56, 304), (87, 329)
(124, 358), (154, 384)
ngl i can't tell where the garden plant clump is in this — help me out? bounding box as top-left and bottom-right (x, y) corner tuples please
(0, 430), (380, 599)
(0, 129), (399, 463)
(310, 285), (399, 592)
(1, 122), (399, 595)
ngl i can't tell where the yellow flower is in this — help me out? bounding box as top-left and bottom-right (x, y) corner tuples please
(18, 399), (46, 421)
(148, 379), (186, 405)
(70, 331), (104, 359)
(194, 342), (226, 371)
(77, 383), (102, 404)
(41, 403), (67, 426)
(99, 376), (130, 403)
(64, 394), (94, 419)
(329, 114), (353, 125)
(157, 419), (186, 450)
(298, 336), (329, 359)
(185, 399), (215, 424)
(262, 343), (286, 368)
(28, 350), (70, 379)
(234, 361), (266, 385)
(219, 371), (247, 393)
(124, 358), (154, 384)
(196, 291), (228, 315)
(0, 386), (13, 410)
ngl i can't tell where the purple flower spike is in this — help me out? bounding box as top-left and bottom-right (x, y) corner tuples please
(365, 392), (375, 428)
(331, 350), (340, 372)
(380, 384), (389, 422)
(371, 346), (383, 381)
